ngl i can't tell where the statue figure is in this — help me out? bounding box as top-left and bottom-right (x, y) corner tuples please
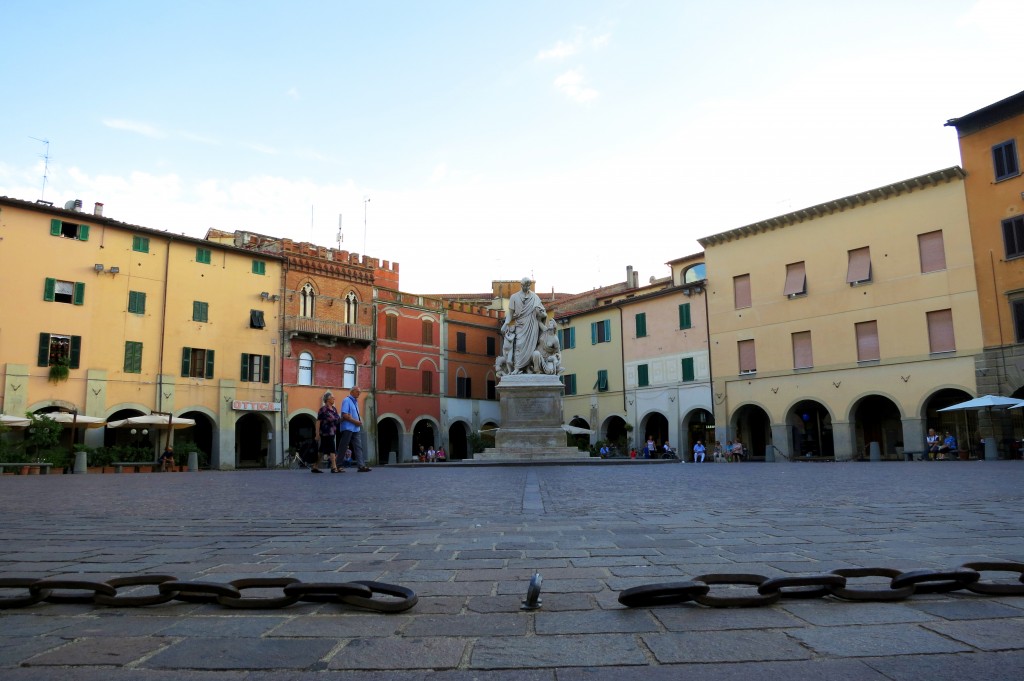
(498, 277), (547, 375)
(532, 319), (563, 375)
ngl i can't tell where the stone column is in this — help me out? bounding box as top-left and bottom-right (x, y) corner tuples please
(770, 423), (792, 462)
(902, 417), (925, 461)
(832, 421), (855, 461)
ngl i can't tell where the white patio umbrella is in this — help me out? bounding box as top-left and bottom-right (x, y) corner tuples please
(938, 395), (1024, 460)
(37, 412), (107, 429)
(0, 414), (30, 428)
(561, 424), (594, 435)
(105, 414), (196, 429)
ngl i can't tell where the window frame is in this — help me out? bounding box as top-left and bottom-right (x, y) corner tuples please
(181, 347), (215, 378)
(1003, 215), (1024, 260)
(38, 333), (81, 368)
(678, 303), (692, 330)
(591, 319), (612, 344)
(297, 352), (313, 386)
(993, 139), (1020, 182)
(196, 247), (212, 264)
(193, 300), (210, 323)
(635, 312), (647, 338)
(792, 330), (813, 370)
(562, 373), (577, 396)
(421, 369), (433, 394)
(240, 353), (271, 383)
(855, 321), (880, 363)
(918, 230), (947, 273)
(43, 278), (84, 305)
(783, 261), (807, 297)
(50, 218), (89, 241)
(596, 369), (609, 392)
(250, 309), (266, 329)
(558, 327), (576, 349)
(456, 331), (467, 353)
(384, 365), (397, 391)
(734, 274), (751, 309)
(384, 314), (399, 340)
(926, 308), (956, 354)
(128, 290), (146, 315)
(637, 363), (649, 387)
(681, 357), (695, 382)
(846, 247), (872, 285)
(1013, 299), (1024, 343)
(123, 340), (143, 374)
(738, 339), (756, 374)
(132, 235), (150, 253)
(252, 259), (266, 275)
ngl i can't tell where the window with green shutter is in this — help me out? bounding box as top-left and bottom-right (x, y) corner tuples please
(252, 260), (266, 275)
(240, 353), (272, 383)
(196, 247), (212, 264)
(128, 290), (146, 314)
(682, 357), (695, 382)
(679, 303), (692, 330)
(38, 333), (81, 368)
(132, 235), (150, 253)
(591, 319), (612, 344)
(596, 369), (609, 392)
(123, 341), (143, 373)
(43, 278), (84, 305)
(50, 219), (89, 241)
(558, 326), (576, 349)
(561, 373), (577, 395)
(637, 364), (649, 387)
(193, 301), (209, 323)
(182, 347), (215, 378)
(635, 313), (647, 338)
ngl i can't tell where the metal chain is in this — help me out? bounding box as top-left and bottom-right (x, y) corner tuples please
(0, 576), (416, 612)
(619, 561), (1024, 608)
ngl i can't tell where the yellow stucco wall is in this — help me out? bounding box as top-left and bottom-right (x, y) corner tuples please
(558, 307), (625, 436)
(701, 172), (982, 459)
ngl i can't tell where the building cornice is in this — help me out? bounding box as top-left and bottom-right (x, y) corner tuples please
(945, 89), (1024, 135)
(697, 166), (965, 248)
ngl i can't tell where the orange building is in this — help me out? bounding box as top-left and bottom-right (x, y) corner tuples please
(442, 300), (502, 459)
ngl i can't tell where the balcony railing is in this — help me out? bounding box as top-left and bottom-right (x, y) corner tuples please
(284, 315), (373, 343)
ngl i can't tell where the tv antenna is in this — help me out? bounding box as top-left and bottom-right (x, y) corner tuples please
(29, 136), (50, 201)
(337, 213), (343, 249)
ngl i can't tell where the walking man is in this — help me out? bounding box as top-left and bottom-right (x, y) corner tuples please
(337, 386), (371, 472)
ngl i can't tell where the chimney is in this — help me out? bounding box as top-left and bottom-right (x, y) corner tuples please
(626, 265), (634, 288)
(94, 202), (104, 217)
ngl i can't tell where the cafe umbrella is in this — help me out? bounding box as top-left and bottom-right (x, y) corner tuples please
(938, 395), (1024, 460)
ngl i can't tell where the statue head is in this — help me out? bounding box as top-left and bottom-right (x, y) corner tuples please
(520, 277), (532, 293)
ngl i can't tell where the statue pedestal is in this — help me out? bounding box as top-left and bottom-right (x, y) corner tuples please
(475, 374), (590, 461)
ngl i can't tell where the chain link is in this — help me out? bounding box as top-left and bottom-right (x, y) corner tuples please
(619, 561), (1024, 609)
(0, 575), (416, 613)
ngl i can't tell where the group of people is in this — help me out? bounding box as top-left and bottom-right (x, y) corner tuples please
(416, 445), (447, 462)
(693, 439), (746, 462)
(925, 428), (958, 461)
(312, 386), (371, 474)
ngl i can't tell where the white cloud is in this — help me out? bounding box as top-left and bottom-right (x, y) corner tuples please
(553, 69), (598, 103)
(286, 87), (300, 100)
(590, 33), (610, 49)
(536, 39), (579, 61)
(241, 142), (278, 155)
(102, 119), (167, 139)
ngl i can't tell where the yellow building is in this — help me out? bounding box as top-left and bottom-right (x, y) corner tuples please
(699, 168), (983, 461)
(946, 90), (1024, 455)
(0, 197), (283, 468)
(551, 278), (630, 449)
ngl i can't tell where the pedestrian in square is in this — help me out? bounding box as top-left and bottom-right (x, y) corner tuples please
(337, 386), (371, 472)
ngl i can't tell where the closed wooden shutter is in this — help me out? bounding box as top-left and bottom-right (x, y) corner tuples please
(783, 262), (806, 296)
(792, 331), (813, 369)
(927, 309), (955, 353)
(855, 321), (880, 362)
(738, 339), (756, 373)
(847, 248), (871, 284)
(918, 231), (946, 273)
(734, 274), (751, 309)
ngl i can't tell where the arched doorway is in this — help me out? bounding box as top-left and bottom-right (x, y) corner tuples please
(684, 408), (715, 457)
(377, 417), (402, 464)
(413, 420), (436, 459)
(448, 421), (470, 460)
(603, 414), (627, 451)
(104, 408), (146, 448)
(787, 400), (833, 459)
(641, 412), (669, 449)
(851, 395), (902, 459)
(288, 413), (316, 451)
(926, 388), (977, 457)
(178, 410), (215, 468)
(732, 404), (771, 461)
(235, 413), (270, 468)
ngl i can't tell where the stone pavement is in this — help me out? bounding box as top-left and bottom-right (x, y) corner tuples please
(1, 460), (1023, 680)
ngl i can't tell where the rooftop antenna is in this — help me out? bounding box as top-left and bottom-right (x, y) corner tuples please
(363, 197), (370, 255)
(337, 213), (343, 249)
(29, 136), (50, 201)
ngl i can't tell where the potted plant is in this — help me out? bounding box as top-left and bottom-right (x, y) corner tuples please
(48, 357), (70, 384)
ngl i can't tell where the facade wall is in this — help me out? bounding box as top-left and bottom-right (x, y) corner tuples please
(0, 198), (284, 469)
(701, 170), (983, 460)
(555, 306), (625, 443)
(441, 302), (501, 454)
(949, 94), (1024, 395)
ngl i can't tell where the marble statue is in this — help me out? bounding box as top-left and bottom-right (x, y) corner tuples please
(497, 277), (548, 376)
(532, 319), (563, 375)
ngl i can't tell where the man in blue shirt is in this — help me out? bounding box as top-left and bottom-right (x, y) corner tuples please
(337, 386), (371, 472)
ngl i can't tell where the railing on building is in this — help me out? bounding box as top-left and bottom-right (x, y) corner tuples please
(284, 315), (373, 342)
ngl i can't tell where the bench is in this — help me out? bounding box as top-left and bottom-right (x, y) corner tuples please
(112, 461), (156, 473)
(0, 462), (54, 474)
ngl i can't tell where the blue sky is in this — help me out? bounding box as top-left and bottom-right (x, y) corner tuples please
(2, 0), (1021, 294)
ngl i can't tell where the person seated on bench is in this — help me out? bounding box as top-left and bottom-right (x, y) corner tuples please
(159, 445), (175, 472)
(938, 432), (956, 461)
